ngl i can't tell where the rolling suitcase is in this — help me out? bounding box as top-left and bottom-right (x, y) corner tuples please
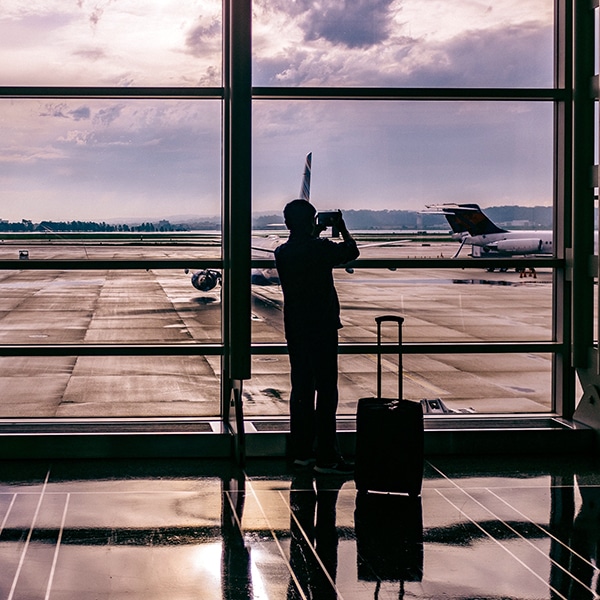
(354, 315), (424, 496)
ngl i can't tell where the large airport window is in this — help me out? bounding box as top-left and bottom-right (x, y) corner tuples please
(252, 0), (554, 88)
(0, 0), (592, 434)
(0, 2), (222, 87)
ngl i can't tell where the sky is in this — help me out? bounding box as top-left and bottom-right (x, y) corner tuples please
(0, 0), (556, 222)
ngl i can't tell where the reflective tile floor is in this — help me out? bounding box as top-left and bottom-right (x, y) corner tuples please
(1, 454), (599, 599)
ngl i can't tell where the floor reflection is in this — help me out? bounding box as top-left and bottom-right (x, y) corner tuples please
(355, 492), (423, 597)
(287, 472), (342, 599)
(550, 474), (600, 600)
(222, 475), (253, 600)
(0, 456), (599, 599)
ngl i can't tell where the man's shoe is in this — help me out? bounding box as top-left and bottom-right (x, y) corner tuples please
(314, 459), (354, 475)
(293, 457), (316, 467)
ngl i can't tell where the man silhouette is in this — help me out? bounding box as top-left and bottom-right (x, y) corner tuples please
(275, 200), (359, 474)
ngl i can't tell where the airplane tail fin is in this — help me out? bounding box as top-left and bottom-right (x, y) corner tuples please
(299, 152), (312, 201)
(424, 203), (507, 236)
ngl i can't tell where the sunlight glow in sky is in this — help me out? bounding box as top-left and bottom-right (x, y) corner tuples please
(0, 1), (555, 222)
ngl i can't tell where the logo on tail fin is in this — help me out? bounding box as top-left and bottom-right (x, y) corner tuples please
(425, 203), (507, 236)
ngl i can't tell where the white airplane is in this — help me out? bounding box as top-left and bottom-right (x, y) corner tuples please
(190, 153), (312, 292)
(190, 152), (409, 292)
(424, 203), (553, 259)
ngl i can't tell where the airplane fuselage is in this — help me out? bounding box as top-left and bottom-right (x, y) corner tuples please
(463, 230), (553, 256)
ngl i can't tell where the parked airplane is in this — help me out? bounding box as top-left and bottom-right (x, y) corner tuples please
(424, 203), (553, 260)
(190, 153), (312, 292)
(190, 152), (409, 292)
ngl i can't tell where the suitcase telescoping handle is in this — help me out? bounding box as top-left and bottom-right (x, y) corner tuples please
(375, 315), (404, 400)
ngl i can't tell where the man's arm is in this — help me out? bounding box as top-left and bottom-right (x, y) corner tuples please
(332, 210), (360, 262)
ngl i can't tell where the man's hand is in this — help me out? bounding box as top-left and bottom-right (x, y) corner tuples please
(331, 210), (348, 234)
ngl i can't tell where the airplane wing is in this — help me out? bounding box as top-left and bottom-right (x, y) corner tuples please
(356, 240), (412, 249)
(422, 204), (479, 213)
(251, 245), (276, 254)
(251, 239), (412, 254)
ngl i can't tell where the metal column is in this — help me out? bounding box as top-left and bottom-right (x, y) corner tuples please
(222, 0), (252, 463)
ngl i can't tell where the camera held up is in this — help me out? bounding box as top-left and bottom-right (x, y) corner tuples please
(316, 210), (341, 238)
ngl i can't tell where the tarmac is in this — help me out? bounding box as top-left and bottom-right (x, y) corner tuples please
(0, 238), (554, 419)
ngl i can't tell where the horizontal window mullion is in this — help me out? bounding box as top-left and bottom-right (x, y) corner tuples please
(253, 87), (566, 102)
(0, 259), (223, 270)
(251, 342), (563, 355)
(0, 344), (223, 357)
(252, 258), (562, 269)
(0, 259), (562, 270)
(0, 87), (224, 99)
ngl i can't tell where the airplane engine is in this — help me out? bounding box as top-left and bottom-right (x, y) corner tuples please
(191, 269), (221, 292)
(494, 239), (543, 254)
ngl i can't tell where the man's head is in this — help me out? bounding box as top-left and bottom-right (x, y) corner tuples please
(283, 199), (316, 234)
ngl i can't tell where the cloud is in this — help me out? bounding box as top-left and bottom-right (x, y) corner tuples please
(72, 48), (106, 61)
(76, 0), (118, 31)
(253, 18), (553, 88)
(299, 0), (395, 48)
(252, 1), (553, 87)
(185, 16), (221, 57)
(70, 106), (91, 121)
(93, 104), (124, 127)
(38, 103), (92, 122)
(1, 2), (223, 87)
(401, 22), (553, 87)
(252, 99), (553, 212)
(0, 99), (223, 220)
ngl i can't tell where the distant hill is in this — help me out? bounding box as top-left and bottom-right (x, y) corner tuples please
(253, 205), (553, 231)
(0, 206), (553, 233)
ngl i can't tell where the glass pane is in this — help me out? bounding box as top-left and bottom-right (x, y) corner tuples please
(0, 269), (222, 345)
(0, 99), (221, 237)
(251, 265), (553, 344)
(246, 353), (552, 417)
(373, 352), (552, 414)
(0, 355), (220, 418)
(0, 2), (222, 86)
(338, 267), (553, 343)
(252, 101), (553, 222)
(253, 0), (553, 87)
(252, 101), (554, 343)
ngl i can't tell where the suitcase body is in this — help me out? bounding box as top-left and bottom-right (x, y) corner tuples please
(354, 316), (424, 496)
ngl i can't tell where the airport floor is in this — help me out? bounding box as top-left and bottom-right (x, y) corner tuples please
(1, 453), (599, 600)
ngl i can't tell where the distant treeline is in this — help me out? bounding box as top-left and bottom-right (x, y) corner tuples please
(253, 205), (554, 231)
(0, 219), (218, 233)
(1, 206), (554, 233)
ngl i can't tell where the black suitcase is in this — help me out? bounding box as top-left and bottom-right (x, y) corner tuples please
(354, 315), (424, 496)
